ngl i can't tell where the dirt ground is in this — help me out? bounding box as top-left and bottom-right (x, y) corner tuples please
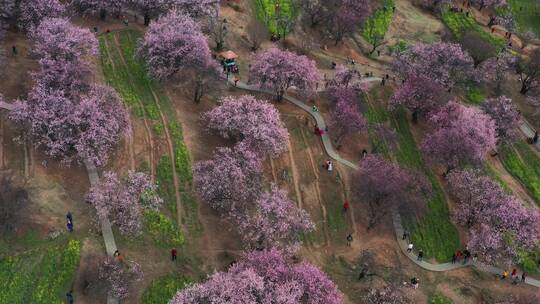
(2, 1), (540, 303)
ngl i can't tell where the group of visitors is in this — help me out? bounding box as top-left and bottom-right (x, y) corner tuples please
(501, 269), (527, 284)
(451, 250), (477, 265)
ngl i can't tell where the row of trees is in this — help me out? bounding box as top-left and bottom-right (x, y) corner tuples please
(389, 39), (539, 267)
(194, 95), (314, 251)
(9, 15), (129, 167)
(447, 169), (540, 265)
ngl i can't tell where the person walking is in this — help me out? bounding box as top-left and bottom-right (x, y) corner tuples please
(451, 253), (457, 264)
(521, 272), (527, 282)
(533, 131), (539, 144)
(234, 76), (239, 87)
(402, 231), (408, 240)
(417, 250), (423, 261)
(66, 212), (73, 223)
(343, 200), (350, 213)
(67, 220), (73, 232)
(12, 45), (17, 55)
(66, 291), (74, 304)
(362, 149), (368, 158)
(407, 243), (413, 253)
(463, 250), (470, 264)
(501, 270), (508, 280)
(171, 248), (177, 261)
(327, 161), (333, 172)
(511, 268), (517, 277)
(456, 250), (463, 262)
(346, 233), (353, 247)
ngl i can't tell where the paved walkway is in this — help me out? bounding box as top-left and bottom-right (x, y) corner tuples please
(84, 160), (120, 304)
(519, 119), (540, 151)
(230, 79), (540, 288)
(230, 77), (382, 170)
(0, 102), (14, 111)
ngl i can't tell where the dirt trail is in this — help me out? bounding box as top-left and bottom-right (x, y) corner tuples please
(299, 127), (330, 247)
(287, 138), (304, 209)
(150, 89), (184, 226)
(104, 35), (155, 178)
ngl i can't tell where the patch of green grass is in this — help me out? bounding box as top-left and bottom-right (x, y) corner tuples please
(499, 144), (540, 204)
(483, 163), (511, 192)
(326, 190), (348, 241)
(100, 30), (200, 237)
(0, 239), (81, 303)
(144, 210), (185, 248)
(508, 0), (540, 36)
(441, 10), (506, 49)
(253, 0), (297, 35)
(142, 274), (191, 304)
(430, 293), (453, 304)
(464, 84), (485, 105)
(391, 110), (460, 261)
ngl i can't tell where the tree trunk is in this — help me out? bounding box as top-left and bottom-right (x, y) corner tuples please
(215, 40), (223, 52)
(520, 83), (529, 94)
(194, 80), (204, 103)
(368, 44), (378, 55)
(412, 111), (419, 124)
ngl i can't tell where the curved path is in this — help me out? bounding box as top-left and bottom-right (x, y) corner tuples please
(230, 78), (540, 288)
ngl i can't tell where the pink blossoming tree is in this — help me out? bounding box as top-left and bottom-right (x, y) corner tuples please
(19, 0), (66, 31)
(447, 169), (540, 265)
(71, 0), (124, 20)
(11, 85), (128, 166)
(469, 0), (507, 10)
(422, 101), (497, 173)
(193, 145), (263, 214)
(99, 257), (143, 299)
(203, 95), (290, 158)
(171, 249), (343, 304)
(352, 155), (431, 230)
(137, 9), (219, 103)
(329, 97), (367, 147)
(30, 17), (98, 64)
(249, 47), (321, 101)
(393, 42), (475, 89)
(87, 171), (162, 236)
(366, 286), (409, 304)
(389, 74), (448, 122)
(237, 185), (315, 250)
(323, 0), (373, 45)
(481, 96), (521, 143)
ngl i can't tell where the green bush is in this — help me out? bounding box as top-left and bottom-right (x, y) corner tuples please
(508, 0), (540, 36)
(142, 274), (191, 304)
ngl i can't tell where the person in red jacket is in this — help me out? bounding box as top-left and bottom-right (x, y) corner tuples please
(171, 248), (177, 261)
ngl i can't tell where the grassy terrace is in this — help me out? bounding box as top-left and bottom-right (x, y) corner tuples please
(254, 0), (297, 34)
(508, 0), (540, 35)
(441, 11), (506, 49)
(499, 142), (540, 204)
(99, 30), (200, 245)
(142, 274), (191, 304)
(0, 239), (80, 303)
(366, 91), (459, 261)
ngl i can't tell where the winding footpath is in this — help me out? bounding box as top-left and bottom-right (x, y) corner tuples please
(229, 78), (540, 288)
